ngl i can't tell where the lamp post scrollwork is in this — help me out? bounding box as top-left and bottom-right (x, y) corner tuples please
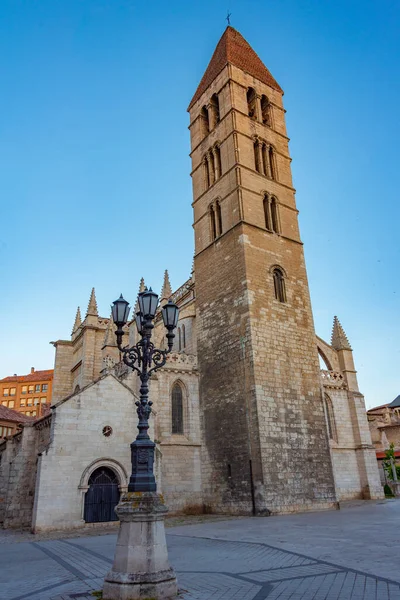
(111, 288), (179, 492)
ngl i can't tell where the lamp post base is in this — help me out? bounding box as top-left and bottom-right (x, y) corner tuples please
(102, 492), (177, 600)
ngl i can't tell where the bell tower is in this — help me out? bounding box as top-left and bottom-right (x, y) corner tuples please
(188, 27), (337, 513)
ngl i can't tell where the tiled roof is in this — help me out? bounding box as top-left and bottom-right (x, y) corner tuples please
(188, 26), (283, 110)
(376, 450), (400, 459)
(0, 369), (53, 384)
(0, 405), (35, 423)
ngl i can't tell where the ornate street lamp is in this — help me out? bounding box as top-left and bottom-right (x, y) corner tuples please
(111, 288), (179, 492)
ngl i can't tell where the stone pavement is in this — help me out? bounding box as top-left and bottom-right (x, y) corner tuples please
(1, 500), (399, 600)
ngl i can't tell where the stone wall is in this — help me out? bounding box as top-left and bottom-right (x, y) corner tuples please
(0, 415), (51, 529)
(32, 375), (135, 532)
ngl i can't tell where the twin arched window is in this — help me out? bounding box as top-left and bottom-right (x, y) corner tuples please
(209, 200), (223, 241)
(171, 382), (184, 434)
(247, 89), (272, 126)
(204, 145), (222, 190)
(273, 267), (286, 303)
(253, 138), (276, 180)
(263, 194), (280, 233)
(201, 94), (220, 138)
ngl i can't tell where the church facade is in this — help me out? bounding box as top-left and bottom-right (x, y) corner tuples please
(0, 27), (383, 532)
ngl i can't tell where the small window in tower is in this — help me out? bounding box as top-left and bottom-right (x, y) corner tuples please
(204, 158), (210, 190)
(210, 94), (220, 125)
(171, 383), (184, 434)
(254, 140), (261, 173)
(247, 88), (257, 120)
(201, 105), (209, 137)
(216, 201), (223, 236)
(273, 267), (286, 303)
(214, 145), (222, 179)
(261, 95), (271, 126)
(271, 197), (279, 233)
(178, 327), (182, 351)
(210, 205), (217, 241)
(263, 195), (271, 230)
(182, 324), (186, 349)
(269, 146), (276, 180)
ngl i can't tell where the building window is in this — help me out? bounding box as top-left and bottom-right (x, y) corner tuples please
(27, 399), (32, 407)
(182, 324), (186, 349)
(209, 93), (220, 127)
(271, 197), (279, 233)
(10, 388), (16, 396)
(42, 384), (48, 392)
(247, 87), (257, 120)
(40, 397), (46, 404)
(3, 388), (9, 397)
(178, 327), (182, 351)
(28, 385), (34, 394)
(201, 105), (209, 138)
(214, 144), (222, 179)
(9, 400), (15, 408)
(324, 394), (337, 442)
(269, 146), (276, 180)
(273, 267), (286, 303)
(204, 157), (210, 190)
(1, 401), (7, 406)
(261, 95), (271, 126)
(32, 410), (37, 416)
(20, 398), (26, 407)
(254, 139), (261, 173)
(216, 201), (223, 236)
(171, 383), (184, 435)
(263, 195), (271, 230)
(26, 411), (31, 416)
(34, 398), (39, 406)
(21, 386), (27, 394)
(210, 204), (217, 241)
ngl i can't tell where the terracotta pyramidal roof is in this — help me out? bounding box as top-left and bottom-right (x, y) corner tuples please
(188, 26), (283, 110)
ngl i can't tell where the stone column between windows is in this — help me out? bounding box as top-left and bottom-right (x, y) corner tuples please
(257, 140), (265, 175)
(256, 94), (263, 123)
(212, 147), (220, 181)
(207, 103), (216, 130)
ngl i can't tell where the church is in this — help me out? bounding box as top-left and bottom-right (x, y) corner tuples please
(0, 27), (383, 532)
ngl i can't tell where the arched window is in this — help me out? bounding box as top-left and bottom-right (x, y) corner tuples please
(263, 195), (271, 230)
(171, 383), (184, 434)
(269, 146), (276, 180)
(261, 95), (271, 126)
(204, 158), (210, 189)
(216, 201), (223, 236)
(209, 150), (215, 185)
(201, 106), (209, 137)
(214, 145), (222, 179)
(262, 143), (269, 177)
(273, 267), (286, 303)
(247, 87), (257, 120)
(210, 205), (217, 241)
(210, 94), (220, 126)
(271, 197), (279, 233)
(254, 140), (261, 173)
(324, 394), (337, 442)
(182, 324), (186, 349)
(178, 327), (181, 351)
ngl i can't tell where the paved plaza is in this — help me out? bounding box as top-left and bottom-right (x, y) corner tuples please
(1, 500), (399, 600)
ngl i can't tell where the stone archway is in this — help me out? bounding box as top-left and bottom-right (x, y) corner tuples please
(79, 458), (128, 522)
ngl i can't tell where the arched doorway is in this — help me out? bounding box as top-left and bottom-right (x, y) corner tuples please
(83, 467), (120, 523)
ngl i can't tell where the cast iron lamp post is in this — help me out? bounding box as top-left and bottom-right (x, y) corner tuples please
(111, 288), (179, 493)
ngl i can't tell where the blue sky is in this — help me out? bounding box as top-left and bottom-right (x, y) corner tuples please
(0, 0), (399, 408)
